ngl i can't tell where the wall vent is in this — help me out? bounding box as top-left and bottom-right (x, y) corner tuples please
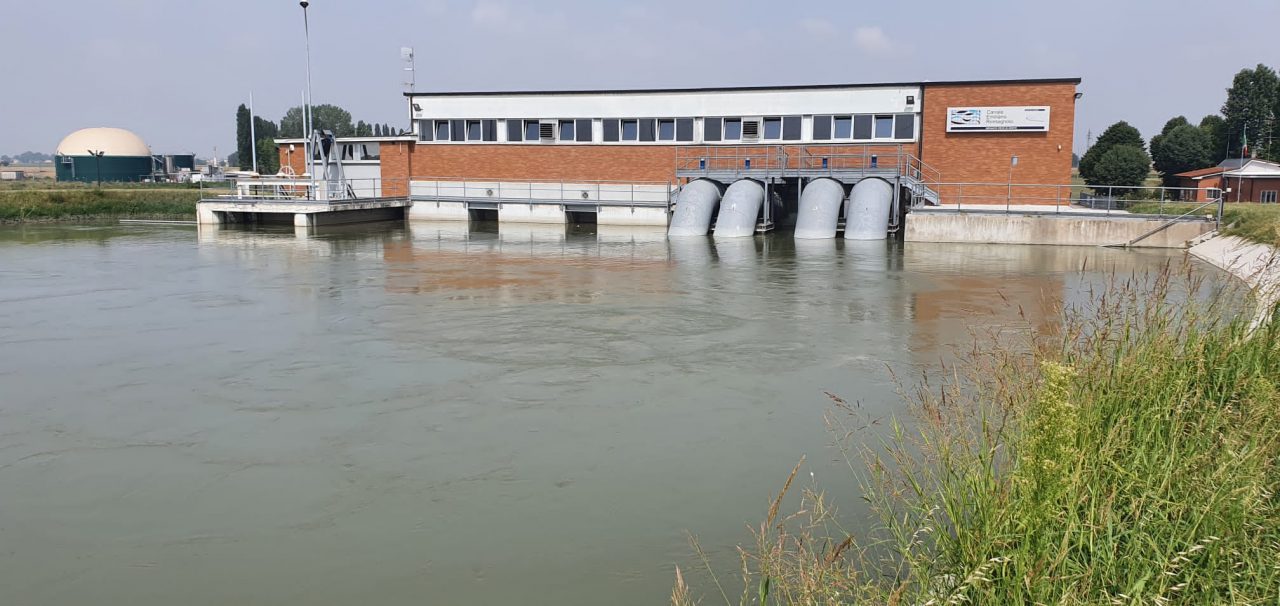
(742, 120), (761, 142)
(539, 122), (556, 142)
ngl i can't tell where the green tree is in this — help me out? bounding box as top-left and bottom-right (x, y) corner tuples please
(1199, 115), (1229, 163)
(235, 104), (252, 170)
(374, 123), (382, 137)
(1151, 125), (1212, 186)
(279, 104), (355, 138)
(1221, 64), (1278, 159)
(255, 138), (280, 175)
(1090, 145), (1151, 189)
(1079, 121), (1144, 185)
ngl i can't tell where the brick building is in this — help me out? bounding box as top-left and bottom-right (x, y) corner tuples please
(1175, 158), (1280, 204)
(280, 78), (1081, 231)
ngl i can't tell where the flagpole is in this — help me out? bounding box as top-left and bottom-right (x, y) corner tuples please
(249, 91), (258, 174)
(1237, 125), (1246, 203)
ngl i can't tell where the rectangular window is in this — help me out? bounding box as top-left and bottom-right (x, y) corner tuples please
(434, 120), (450, 141)
(704, 117), (722, 142)
(576, 119), (592, 142)
(1262, 190), (1278, 204)
(639, 118), (656, 142)
(894, 114), (915, 140)
(450, 119), (465, 142)
(676, 118), (694, 142)
(724, 118), (742, 141)
(657, 119), (675, 141)
(621, 119), (638, 141)
(559, 119), (575, 142)
(482, 119), (497, 142)
(812, 115), (832, 141)
(466, 120), (482, 141)
(874, 115), (894, 139)
(834, 115), (852, 139)
(418, 119), (433, 141)
(853, 115), (873, 140)
(507, 119), (523, 142)
(603, 119), (620, 142)
(782, 116), (801, 141)
(763, 117), (782, 140)
(525, 120), (540, 142)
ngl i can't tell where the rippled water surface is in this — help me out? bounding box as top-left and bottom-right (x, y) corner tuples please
(0, 222), (1199, 605)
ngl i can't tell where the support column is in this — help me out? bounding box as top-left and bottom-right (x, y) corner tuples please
(196, 205), (223, 225)
(294, 213), (314, 228)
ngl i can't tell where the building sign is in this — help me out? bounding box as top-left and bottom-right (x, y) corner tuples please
(946, 106), (1050, 132)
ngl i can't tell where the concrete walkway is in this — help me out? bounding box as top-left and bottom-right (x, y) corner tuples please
(1189, 234), (1280, 330)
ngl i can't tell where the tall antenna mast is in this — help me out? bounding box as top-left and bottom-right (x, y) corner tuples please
(401, 47), (416, 93)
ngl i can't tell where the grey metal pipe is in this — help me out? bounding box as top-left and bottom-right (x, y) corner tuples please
(668, 179), (722, 237)
(794, 177), (845, 239)
(713, 179), (764, 238)
(845, 178), (894, 240)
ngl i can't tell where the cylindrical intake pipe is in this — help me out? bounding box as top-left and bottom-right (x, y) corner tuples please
(793, 177), (846, 239)
(713, 179), (765, 238)
(668, 179), (723, 237)
(844, 178), (894, 240)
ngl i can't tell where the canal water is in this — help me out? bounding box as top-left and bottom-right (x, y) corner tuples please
(0, 222), (1201, 605)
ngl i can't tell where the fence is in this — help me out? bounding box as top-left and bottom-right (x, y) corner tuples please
(200, 177), (407, 202)
(409, 178), (673, 207)
(917, 183), (1223, 221)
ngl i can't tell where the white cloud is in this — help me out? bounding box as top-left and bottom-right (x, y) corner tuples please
(420, 0), (449, 16)
(471, 1), (513, 27)
(799, 18), (837, 38)
(853, 26), (892, 54)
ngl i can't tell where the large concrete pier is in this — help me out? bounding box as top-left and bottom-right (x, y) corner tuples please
(905, 210), (1216, 248)
(197, 198), (411, 227)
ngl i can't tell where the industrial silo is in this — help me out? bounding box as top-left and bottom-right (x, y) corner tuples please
(54, 127), (154, 183)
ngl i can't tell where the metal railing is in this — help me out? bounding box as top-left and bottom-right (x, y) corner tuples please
(913, 182), (1223, 222)
(674, 145), (791, 175)
(409, 177), (674, 207)
(200, 177), (407, 203)
(675, 144), (940, 184)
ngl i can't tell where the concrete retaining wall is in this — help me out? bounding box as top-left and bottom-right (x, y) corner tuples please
(905, 211), (1215, 248)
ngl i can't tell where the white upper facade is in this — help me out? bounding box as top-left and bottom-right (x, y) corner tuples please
(408, 85), (920, 120)
(407, 85), (922, 146)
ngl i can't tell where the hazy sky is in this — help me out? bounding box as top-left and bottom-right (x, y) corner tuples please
(2, 0), (1276, 158)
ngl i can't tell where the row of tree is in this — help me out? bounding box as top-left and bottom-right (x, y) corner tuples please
(1080, 64), (1280, 190)
(235, 104), (403, 173)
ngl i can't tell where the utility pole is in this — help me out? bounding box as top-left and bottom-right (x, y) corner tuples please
(249, 91), (258, 174)
(88, 149), (104, 187)
(300, 1), (315, 198)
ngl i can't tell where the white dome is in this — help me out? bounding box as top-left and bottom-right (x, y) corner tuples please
(56, 127), (151, 157)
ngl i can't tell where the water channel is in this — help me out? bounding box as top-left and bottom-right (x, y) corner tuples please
(0, 221), (1207, 605)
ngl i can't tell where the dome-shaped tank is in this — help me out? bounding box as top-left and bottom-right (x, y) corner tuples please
(54, 127), (154, 183)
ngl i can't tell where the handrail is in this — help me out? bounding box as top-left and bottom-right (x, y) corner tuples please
(1106, 198), (1224, 248)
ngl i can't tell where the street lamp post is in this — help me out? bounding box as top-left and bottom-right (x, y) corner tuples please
(1007, 154), (1018, 211)
(300, 1), (315, 199)
(87, 149), (104, 188)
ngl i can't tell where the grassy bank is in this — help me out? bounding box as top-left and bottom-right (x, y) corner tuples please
(0, 188), (201, 222)
(682, 271), (1280, 605)
(1128, 202), (1280, 248)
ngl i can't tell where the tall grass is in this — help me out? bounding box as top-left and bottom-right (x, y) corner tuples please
(0, 188), (199, 222)
(1127, 202), (1280, 248)
(681, 266), (1280, 605)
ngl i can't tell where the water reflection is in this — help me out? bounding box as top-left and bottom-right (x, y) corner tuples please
(0, 222), (1207, 606)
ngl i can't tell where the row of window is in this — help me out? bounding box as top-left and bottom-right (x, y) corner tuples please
(415, 114), (916, 144)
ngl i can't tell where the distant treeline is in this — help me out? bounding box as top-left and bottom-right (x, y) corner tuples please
(233, 104), (403, 172)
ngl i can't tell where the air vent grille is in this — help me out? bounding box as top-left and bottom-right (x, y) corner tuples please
(742, 120), (760, 141)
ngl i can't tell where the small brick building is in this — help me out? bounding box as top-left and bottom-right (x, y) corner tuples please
(1175, 158), (1280, 204)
